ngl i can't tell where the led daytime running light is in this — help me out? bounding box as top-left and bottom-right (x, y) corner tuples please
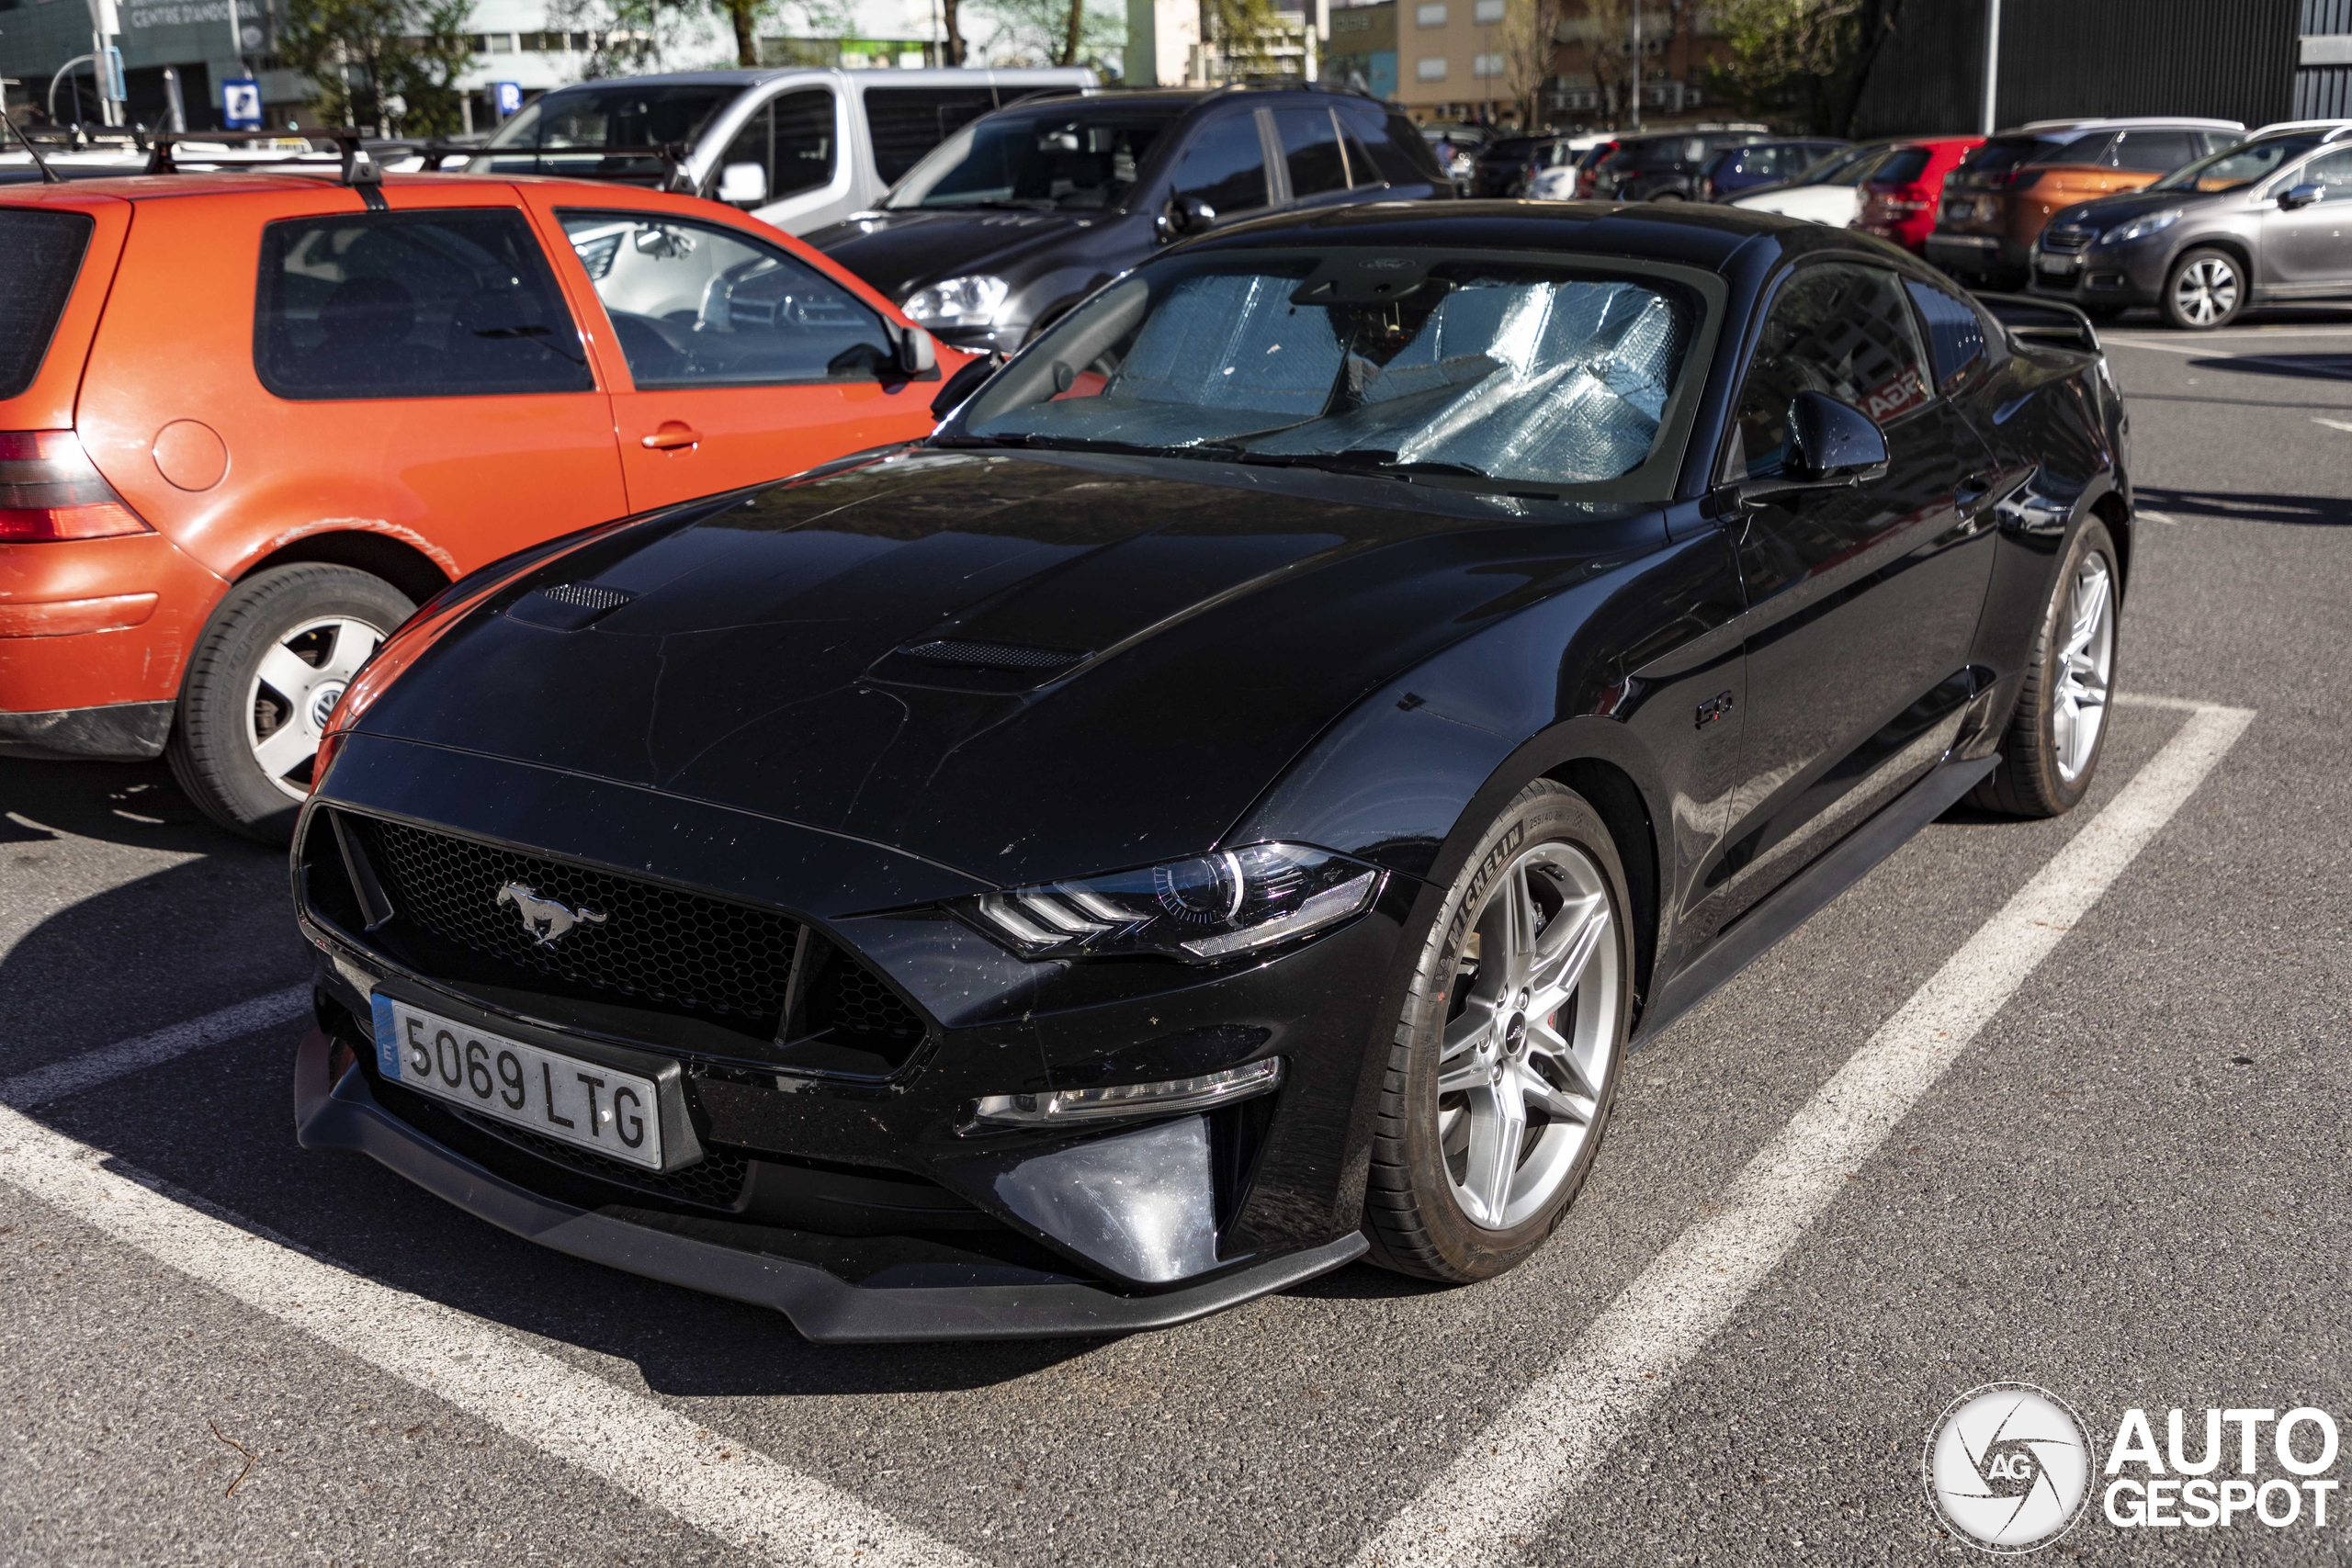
(964, 1057), (1283, 1131)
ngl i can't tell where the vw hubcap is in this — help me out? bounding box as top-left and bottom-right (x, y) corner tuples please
(246, 615), (384, 801)
(2174, 258), (2237, 326)
(1436, 840), (1621, 1231)
(2052, 553), (2114, 784)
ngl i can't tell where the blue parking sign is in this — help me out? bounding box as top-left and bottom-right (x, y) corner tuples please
(222, 77), (261, 129)
(493, 82), (522, 118)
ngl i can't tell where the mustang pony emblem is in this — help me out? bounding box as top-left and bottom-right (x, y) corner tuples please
(497, 882), (607, 947)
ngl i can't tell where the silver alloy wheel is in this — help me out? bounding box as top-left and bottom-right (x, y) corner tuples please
(1436, 840), (1622, 1231)
(2052, 552), (2114, 783)
(245, 615), (384, 801)
(2172, 255), (2238, 327)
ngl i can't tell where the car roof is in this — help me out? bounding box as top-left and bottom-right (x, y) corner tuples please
(527, 65), (1094, 89)
(0, 168), (733, 204)
(2008, 116), (2245, 136)
(1189, 197), (1828, 273)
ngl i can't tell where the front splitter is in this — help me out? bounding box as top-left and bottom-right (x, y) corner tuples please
(291, 1026), (1366, 1343)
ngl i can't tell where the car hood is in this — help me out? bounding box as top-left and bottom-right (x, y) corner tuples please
(805, 208), (1108, 300)
(355, 450), (1657, 889)
(2052, 185), (2231, 228)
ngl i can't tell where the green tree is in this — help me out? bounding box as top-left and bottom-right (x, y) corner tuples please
(981, 0), (1124, 69)
(278, 0), (473, 136)
(1703, 0), (1905, 135)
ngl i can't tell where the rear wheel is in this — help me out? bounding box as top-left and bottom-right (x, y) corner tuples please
(1363, 780), (1632, 1282)
(2163, 248), (2243, 330)
(1970, 519), (2120, 818)
(168, 564), (413, 842)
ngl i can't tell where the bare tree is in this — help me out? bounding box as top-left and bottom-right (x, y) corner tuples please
(1500, 0), (1565, 131)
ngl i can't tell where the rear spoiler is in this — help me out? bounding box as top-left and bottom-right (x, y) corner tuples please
(1973, 291), (2100, 354)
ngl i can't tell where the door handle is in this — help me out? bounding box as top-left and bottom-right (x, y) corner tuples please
(640, 422), (702, 452)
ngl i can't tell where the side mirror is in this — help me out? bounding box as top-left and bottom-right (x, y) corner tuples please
(1736, 391), (1889, 506)
(1786, 389), (1890, 482)
(895, 322), (936, 376)
(1154, 194), (1216, 241)
(717, 160), (768, 205)
(931, 353), (1003, 421)
(2278, 182), (2324, 211)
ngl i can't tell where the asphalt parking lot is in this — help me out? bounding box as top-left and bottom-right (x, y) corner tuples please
(5, 308), (2349, 1566)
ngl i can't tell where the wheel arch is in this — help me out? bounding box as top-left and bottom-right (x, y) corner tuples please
(235, 527), (454, 609)
(2169, 234), (2256, 295)
(1544, 756), (1661, 1013)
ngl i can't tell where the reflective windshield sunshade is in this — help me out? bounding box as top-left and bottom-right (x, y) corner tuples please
(966, 843), (1381, 963)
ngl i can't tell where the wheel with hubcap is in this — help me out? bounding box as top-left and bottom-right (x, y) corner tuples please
(1970, 519), (2120, 818)
(168, 563), (413, 842)
(2163, 248), (2242, 330)
(1363, 780), (1632, 1282)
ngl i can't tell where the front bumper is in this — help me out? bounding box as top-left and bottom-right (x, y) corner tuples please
(1924, 231), (2023, 279)
(295, 1024), (1364, 1342)
(2027, 240), (2171, 309)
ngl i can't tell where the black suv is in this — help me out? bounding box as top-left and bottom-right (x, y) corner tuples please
(807, 87), (1451, 354)
(1589, 129), (1770, 201)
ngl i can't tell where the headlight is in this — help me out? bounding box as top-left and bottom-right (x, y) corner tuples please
(965, 843), (1381, 963)
(902, 274), (1010, 329)
(2101, 209), (2181, 245)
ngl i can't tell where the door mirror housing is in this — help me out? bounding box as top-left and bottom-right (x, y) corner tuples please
(1154, 195), (1216, 241)
(2278, 182), (2324, 210)
(893, 322), (937, 376)
(717, 161), (769, 205)
(1735, 391), (1890, 506)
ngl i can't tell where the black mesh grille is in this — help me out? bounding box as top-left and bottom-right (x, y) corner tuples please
(812, 958), (924, 1043)
(2044, 225), (2094, 254)
(538, 581), (634, 609)
(365, 818), (799, 1028)
(456, 1107), (751, 1210)
(900, 638), (1085, 671)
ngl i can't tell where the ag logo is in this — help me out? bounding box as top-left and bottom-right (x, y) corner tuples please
(1924, 1383), (2096, 1553)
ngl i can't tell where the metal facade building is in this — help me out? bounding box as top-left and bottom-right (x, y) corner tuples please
(1851, 0), (2312, 137)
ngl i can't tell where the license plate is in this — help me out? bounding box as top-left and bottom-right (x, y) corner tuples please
(2037, 254), (2078, 275)
(370, 996), (663, 1169)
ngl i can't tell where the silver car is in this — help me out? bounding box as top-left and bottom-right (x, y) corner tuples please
(2030, 123), (2352, 328)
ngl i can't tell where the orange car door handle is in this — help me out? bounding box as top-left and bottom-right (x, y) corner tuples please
(640, 422), (702, 451)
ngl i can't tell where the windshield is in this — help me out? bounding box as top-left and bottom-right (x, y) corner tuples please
(1955, 136), (2047, 178)
(956, 252), (1707, 497)
(486, 85), (741, 152)
(1812, 145), (1892, 187)
(886, 106), (1184, 212)
(2150, 133), (2322, 192)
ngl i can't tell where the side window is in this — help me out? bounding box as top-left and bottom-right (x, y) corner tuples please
(558, 212), (892, 389)
(2112, 130), (2199, 173)
(1275, 106), (1349, 198)
(1731, 264), (1930, 477)
(1170, 112), (1271, 215)
(718, 89), (836, 204)
(1903, 276), (1988, 391)
(2297, 147), (2352, 198)
(863, 86), (999, 186)
(254, 209), (594, 400)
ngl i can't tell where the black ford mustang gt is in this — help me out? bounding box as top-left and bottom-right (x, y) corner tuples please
(289, 202), (2129, 1343)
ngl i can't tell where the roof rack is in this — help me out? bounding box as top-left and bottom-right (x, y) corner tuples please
(142, 127), (383, 185)
(458, 141), (696, 191)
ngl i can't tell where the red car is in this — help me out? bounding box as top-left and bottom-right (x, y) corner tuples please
(1857, 136), (1984, 254)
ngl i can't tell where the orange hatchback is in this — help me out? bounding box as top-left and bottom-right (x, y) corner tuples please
(0, 165), (962, 837)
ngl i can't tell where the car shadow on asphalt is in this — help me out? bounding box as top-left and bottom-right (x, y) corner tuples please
(2181, 351), (2352, 381)
(2135, 486), (2350, 527)
(0, 754), (234, 853)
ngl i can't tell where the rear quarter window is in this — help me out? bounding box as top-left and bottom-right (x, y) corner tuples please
(0, 209), (93, 401)
(254, 209), (595, 401)
(1871, 148), (1930, 186)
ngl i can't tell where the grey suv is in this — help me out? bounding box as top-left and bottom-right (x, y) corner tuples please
(2030, 124), (2352, 328)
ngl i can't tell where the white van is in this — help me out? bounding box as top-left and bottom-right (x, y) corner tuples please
(466, 67), (1098, 235)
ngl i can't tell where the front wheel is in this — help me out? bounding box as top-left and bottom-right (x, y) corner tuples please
(1970, 519), (2120, 818)
(2163, 248), (2243, 330)
(1363, 780), (1633, 1282)
(168, 563), (413, 842)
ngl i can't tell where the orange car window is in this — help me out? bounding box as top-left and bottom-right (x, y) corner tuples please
(557, 210), (894, 388)
(0, 209), (92, 400)
(254, 209), (594, 401)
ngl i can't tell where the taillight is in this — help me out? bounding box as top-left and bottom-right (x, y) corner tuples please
(0, 432), (153, 543)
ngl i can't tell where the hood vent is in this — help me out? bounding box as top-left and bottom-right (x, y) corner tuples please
(508, 581), (638, 631)
(899, 638), (1086, 672)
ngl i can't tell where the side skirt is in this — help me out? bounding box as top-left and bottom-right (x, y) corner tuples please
(1634, 752), (1998, 1046)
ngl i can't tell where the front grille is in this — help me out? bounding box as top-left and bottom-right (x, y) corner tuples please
(2043, 225), (2094, 254)
(455, 1106), (752, 1210)
(900, 638), (1085, 671)
(365, 818), (800, 1029)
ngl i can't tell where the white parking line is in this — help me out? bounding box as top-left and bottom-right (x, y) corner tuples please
(0, 986), (311, 1107)
(0, 1100), (977, 1568)
(2314, 417), (2352, 434)
(1352, 697), (2255, 1567)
